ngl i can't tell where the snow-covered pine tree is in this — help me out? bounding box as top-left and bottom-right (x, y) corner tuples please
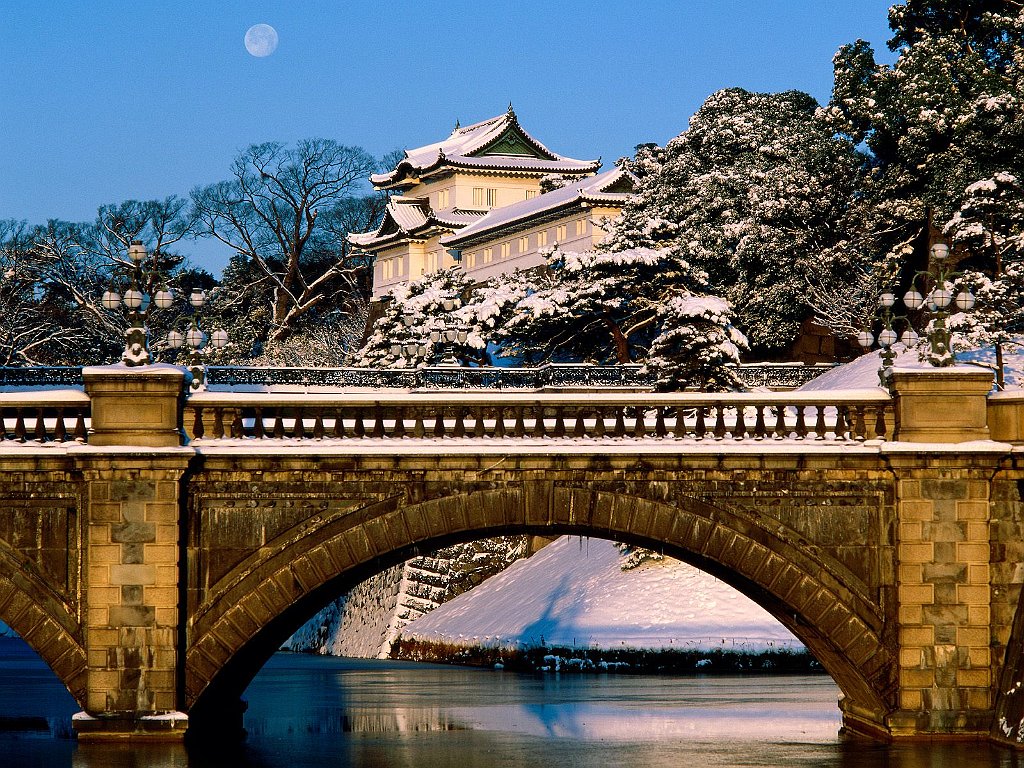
(494, 246), (746, 391)
(944, 172), (1024, 386)
(607, 88), (861, 358)
(352, 267), (484, 367)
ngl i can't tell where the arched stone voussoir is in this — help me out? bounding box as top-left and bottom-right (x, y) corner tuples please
(0, 569), (87, 706)
(186, 484), (895, 721)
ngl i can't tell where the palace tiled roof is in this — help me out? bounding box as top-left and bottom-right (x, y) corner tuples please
(440, 168), (638, 248)
(370, 108), (601, 188)
(348, 196), (484, 249)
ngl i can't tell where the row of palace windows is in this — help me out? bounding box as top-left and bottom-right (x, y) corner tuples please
(458, 187), (541, 209)
(463, 219), (589, 268)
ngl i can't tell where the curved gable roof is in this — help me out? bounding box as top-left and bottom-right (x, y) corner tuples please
(371, 107), (600, 188)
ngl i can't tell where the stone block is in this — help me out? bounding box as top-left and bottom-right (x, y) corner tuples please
(145, 545), (178, 565)
(108, 605), (156, 627)
(88, 502), (122, 523)
(88, 526), (111, 545)
(966, 522), (989, 542)
(900, 689), (923, 710)
(86, 586), (120, 608)
(922, 562), (966, 583)
(957, 501), (990, 521)
(900, 648), (924, 668)
(145, 586), (177, 607)
(968, 689), (991, 710)
(957, 626), (989, 647)
(901, 501), (934, 522)
(109, 481), (157, 503)
(121, 543), (144, 564)
(108, 564), (156, 586)
(900, 479), (922, 500)
(900, 543), (934, 564)
(901, 626), (935, 646)
(899, 522), (923, 541)
(901, 668), (936, 688)
(968, 605), (990, 626)
(89, 544), (121, 565)
(899, 604), (923, 625)
(899, 584), (935, 605)
(957, 542), (990, 564)
(968, 647), (990, 667)
(957, 668), (990, 688)
(110, 521), (156, 544)
(967, 564), (990, 585)
(923, 521), (965, 543)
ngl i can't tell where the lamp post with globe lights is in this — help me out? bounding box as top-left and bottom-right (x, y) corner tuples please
(100, 240), (227, 384)
(101, 241), (176, 366)
(429, 295), (469, 367)
(165, 287), (229, 390)
(857, 241), (976, 386)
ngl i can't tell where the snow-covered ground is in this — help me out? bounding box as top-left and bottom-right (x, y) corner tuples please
(399, 536), (801, 653)
(797, 344), (1024, 392)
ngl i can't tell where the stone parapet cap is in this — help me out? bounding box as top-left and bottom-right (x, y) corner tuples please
(890, 366), (994, 386)
(82, 363), (187, 377)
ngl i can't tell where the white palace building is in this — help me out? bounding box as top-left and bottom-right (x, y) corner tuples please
(350, 106), (637, 299)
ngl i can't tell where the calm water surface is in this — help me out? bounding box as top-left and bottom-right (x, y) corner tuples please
(0, 637), (1022, 767)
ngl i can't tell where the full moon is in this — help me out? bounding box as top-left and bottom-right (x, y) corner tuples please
(244, 24), (278, 57)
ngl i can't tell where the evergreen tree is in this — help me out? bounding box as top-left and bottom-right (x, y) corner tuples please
(495, 246), (746, 391)
(608, 89), (861, 358)
(823, 1), (1024, 367)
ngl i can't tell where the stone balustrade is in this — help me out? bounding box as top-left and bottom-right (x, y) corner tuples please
(183, 390), (895, 443)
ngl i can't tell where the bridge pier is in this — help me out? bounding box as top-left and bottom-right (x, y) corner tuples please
(875, 368), (1002, 741)
(73, 366), (191, 741)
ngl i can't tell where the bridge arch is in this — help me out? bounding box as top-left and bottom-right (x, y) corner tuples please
(0, 544), (87, 706)
(186, 484), (896, 731)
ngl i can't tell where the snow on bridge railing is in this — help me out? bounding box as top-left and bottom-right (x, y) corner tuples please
(183, 389), (895, 444)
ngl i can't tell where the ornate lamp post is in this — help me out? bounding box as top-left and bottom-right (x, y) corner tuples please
(101, 240), (227, 384)
(858, 240), (975, 386)
(429, 295), (469, 367)
(101, 241), (176, 366)
(165, 287), (229, 390)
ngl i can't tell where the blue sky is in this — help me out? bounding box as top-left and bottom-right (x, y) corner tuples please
(0, 1), (896, 274)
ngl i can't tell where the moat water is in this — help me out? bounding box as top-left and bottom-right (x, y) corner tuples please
(0, 637), (1022, 767)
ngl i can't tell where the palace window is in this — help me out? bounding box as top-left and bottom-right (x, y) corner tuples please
(437, 189), (450, 209)
(500, 243), (511, 259)
(525, 189), (538, 200)
(518, 235), (530, 252)
(576, 219), (587, 236)
(538, 230), (548, 247)
(381, 258), (394, 280)
(556, 224), (567, 241)
(466, 251), (477, 268)
(425, 251), (440, 272)
(483, 247), (493, 263)
(473, 188), (499, 207)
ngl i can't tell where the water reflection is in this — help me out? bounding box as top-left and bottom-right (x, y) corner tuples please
(2, 640), (1024, 767)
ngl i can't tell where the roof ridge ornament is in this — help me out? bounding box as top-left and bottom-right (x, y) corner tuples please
(507, 101), (516, 118)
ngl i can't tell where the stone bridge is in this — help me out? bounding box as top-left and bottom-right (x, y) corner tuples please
(3, 364), (1024, 746)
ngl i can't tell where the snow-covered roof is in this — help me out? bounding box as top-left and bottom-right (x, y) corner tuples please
(349, 197), (484, 248)
(371, 107), (601, 189)
(441, 167), (638, 248)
